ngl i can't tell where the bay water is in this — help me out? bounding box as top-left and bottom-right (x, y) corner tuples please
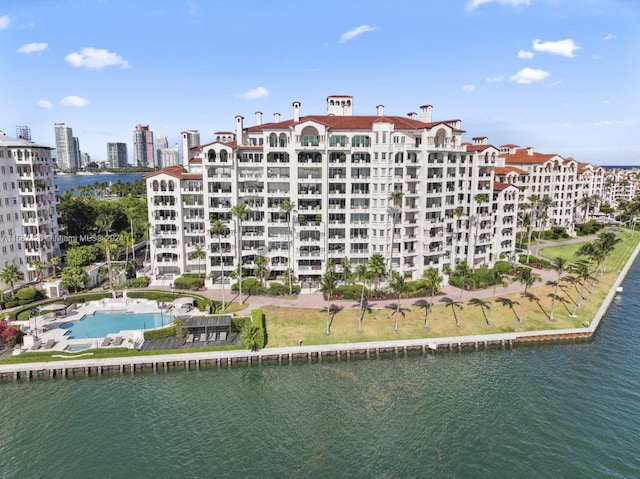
(1, 262), (639, 478)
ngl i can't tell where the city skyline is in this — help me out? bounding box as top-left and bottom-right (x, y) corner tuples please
(1, 0), (639, 165)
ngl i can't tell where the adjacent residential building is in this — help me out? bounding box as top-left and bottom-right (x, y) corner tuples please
(146, 95), (524, 286)
(181, 130), (200, 165)
(107, 142), (129, 168)
(0, 130), (61, 285)
(54, 123), (76, 171)
(133, 124), (155, 168)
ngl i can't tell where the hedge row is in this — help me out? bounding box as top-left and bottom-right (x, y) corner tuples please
(126, 290), (215, 312)
(251, 309), (266, 349)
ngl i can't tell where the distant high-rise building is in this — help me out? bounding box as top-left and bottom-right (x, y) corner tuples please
(181, 130), (200, 164)
(73, 137), (82, 169)
(133, 124), (155, 168)
(107, 142), (128, 168)
(159, 144), (179, 168)
(54, 123), (75, 171)
(155, 134), (169, 168)
(82, 153), (91, 166)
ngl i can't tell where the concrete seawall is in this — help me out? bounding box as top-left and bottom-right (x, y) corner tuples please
(2, 240), (639, 381)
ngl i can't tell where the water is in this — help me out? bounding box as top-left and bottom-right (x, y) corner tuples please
(59, 311), (169, 339)
(54, 172), (145, 195)
(1, 264), (640, 478)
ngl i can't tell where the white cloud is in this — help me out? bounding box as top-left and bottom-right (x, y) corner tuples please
(467, 0), (530, 11)
(37, 99), (52, 109)
(65, 47), (131, 70)
(60, 96), (90, 107)
(532, 38), (579, 57)
(239, 86), (269, 100)
(486, 75), (504, 83)
(603, 33), (616, 41)
(462, 84), (476, 92)
(17, 42), (48, 54)
(339, 25), (377, 43)
(509, 67), (549, 84)
(0, 15), (10, 30)
(518, 50), (534, 59)
(592, 120), (621, 126)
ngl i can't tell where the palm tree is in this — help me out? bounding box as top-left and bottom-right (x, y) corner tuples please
(578, 194), (601, 221)
(526, 195), (539, 263)
(389, 271), (410, 332)
(341, 256), (354, 285)
(549, 257), (568, 321)
(450, 262), (473, 327)
(30, 258), (46, 283)
(190, 243), (206, 275)
(422, 267), (442, 330)
(279, 199), (296, 295)
(515, 266), (539, 323)
(119, 230), (133, 265)
(95, 213), (116, 287)
(210, 219), (227, 310)
(518, 211), (531, 252)
(570, 260), (592, 317)
(230, 203), (251, 305)
(595, 231), (621, 275)
(50, 256), (60, 278)
(368, 253), (386, 293)
(254, 254), (269, 287)
(319, 270), (339, 336)
(535, 195), (554, 255)
(487, 269), (508, 326)
(0, 264), (24, 296)
(355, 263), (371, 334)
(388, 190), (404, 273)
(473, 193), (490, 266)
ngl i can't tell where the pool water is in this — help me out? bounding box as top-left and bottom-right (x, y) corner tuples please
(65, 343), (93, 352)
(60, 311), (170, 339)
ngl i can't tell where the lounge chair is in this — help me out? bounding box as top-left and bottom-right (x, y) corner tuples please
(44, 339), (56, 349)
(208, 332), (217, 342)
(219, 331), (227, 342)
(31, 339), (42, 351)
(185, 333), (194, 343)
(101, 337), (112, 347)
(113, 336), (124, 346)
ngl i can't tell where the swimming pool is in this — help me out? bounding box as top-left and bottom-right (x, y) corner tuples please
(65, 343), (93, 352)
(60, 311), (170, 339)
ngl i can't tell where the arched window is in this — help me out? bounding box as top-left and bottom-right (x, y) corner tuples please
(152, 180), (159, 192)
(160, 180), (167, 192)
(269, 133), (278, 147)
(279, 133), (287, 147)
(168, 180), (175, 192)
(207, 149), (216, 161)
(220, 150), (228, 162)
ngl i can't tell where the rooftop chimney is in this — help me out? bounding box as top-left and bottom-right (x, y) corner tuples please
(420, 104), (433, 123)
(293, 101), (301, 122)
(255, 111), (263, 126)
(274, 112), (280, 123)
(235, 115), (244, 146)
(407, 112), (417, 120)
(376, 104), (384, 116)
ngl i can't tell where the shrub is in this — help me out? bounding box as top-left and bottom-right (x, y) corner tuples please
(337, 284), (367, 300)
(494, 261), (514, 274)
(230, 278), (266, 295)
(128, 276), (150, 288)
(575, 220), (605, 236)
(251, 309), (266, 349)
(174, 275), (204, 291)
(269, 282), (285, 296)
(144, 323), (178, 340)
(519, 254), (552, 269)
(15, 287), (38, 301)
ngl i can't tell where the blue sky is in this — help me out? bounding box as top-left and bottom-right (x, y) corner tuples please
(1, 0), (638, 165)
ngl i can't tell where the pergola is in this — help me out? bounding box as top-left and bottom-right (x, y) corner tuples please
(179, 315), (232, 337)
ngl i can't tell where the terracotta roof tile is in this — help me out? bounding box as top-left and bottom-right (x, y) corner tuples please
(495, 166), (529, 175)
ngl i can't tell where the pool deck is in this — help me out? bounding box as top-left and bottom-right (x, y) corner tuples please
(19, 298), (195, 353)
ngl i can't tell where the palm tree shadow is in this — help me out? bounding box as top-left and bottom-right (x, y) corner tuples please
(559, 284), (577, 307)
(527, 292), (549, 319)
(384, 303), (408, 318)
(496, 296), (520, 322)
(413, 298), (430, 324)
(469, 297), (491, 325)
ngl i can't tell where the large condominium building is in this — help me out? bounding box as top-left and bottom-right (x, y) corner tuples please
(0, 130), (61, 285)
(155, 134), (168, 168)
(159, 144), (179, 168)
(107, 142), (129, 168)
(54, 123), (76, 171)
(73, 137), (82, 168)
(495, 146), (604, 230)
(146, 95), (520, 286)
(181, 130), (200, 165)
(133, 124), (155, 168)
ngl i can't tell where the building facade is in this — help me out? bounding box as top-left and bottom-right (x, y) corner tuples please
(54, 123), (76, 171)
(181, 130), (200, 165)
(147, 96), (524, 286)
(107, 142), (129, 168)
(133, 124), (155, 168)
(0, 130), (61, 286)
